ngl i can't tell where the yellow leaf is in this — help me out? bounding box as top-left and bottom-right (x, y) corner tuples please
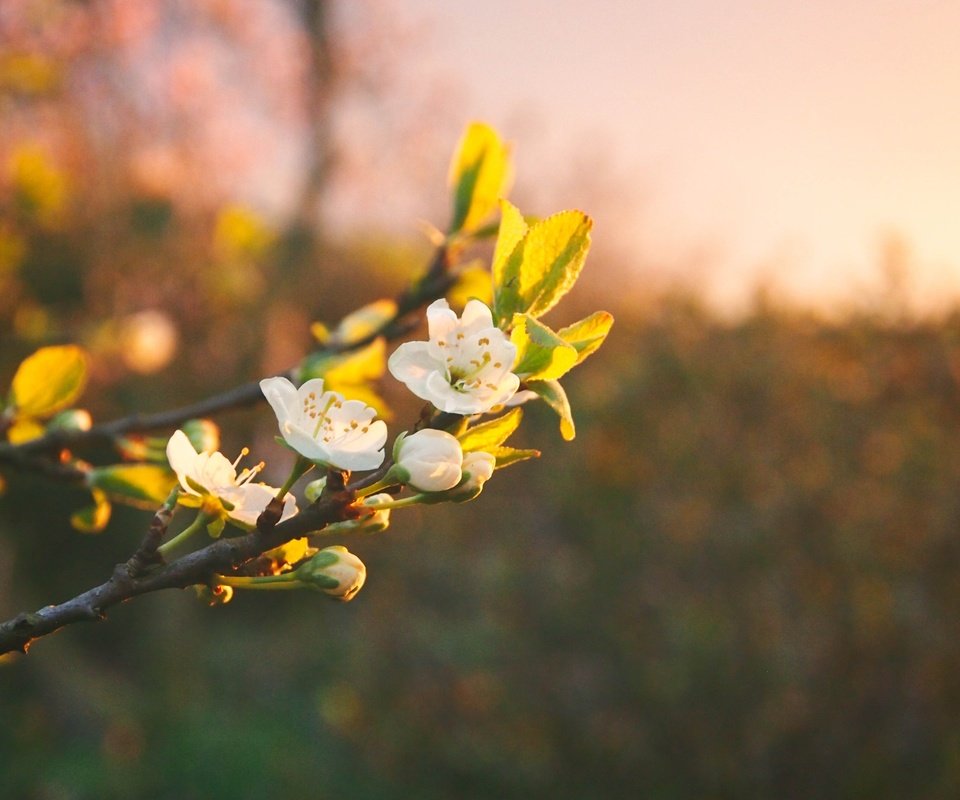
(447, 263), (493, 310)
(71, 489), (112, 534)
(492, 200), (528, 296)
(6, 417), (44, 444)
(448, 122), (513, 234)
(558, 310), (615, 365)
(89, 464), (177, 509)
(331, 299), (397, 346)
(9, 344), (88, 418)
(323, 338), (386, 385)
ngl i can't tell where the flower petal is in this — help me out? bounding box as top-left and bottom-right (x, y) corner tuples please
(460, 299), (495, 335)
(260, 376), (301, 428)
(166, 430), (201, 494)
(388, 341), (445, 395)
(425, 298), (459, 342)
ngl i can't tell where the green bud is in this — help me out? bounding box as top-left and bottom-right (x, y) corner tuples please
(304, 476), (327, 503)
(182, 418), (220, 453)
(47, 408), (92, 432)
(294, 545), (366, 601)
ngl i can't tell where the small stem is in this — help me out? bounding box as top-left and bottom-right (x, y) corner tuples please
(277, 456), (314, 502)
(213, 573), (302, 590)
(158, 512), (214, 559)
(354, 468), (402, 499)
(360, 494), (426, 511)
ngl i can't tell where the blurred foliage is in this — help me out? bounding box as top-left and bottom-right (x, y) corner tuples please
(6, 297), (960, 798)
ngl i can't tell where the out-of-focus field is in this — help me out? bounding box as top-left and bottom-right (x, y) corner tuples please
(4, 291), (960, 799)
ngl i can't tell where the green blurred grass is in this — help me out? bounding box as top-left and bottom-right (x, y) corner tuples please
(5, 296), (960, 798)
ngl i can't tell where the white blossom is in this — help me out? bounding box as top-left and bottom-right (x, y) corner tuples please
(165, 429), (297, 527)
(260, 376), (387, 471)
(388, 299), (520, 414)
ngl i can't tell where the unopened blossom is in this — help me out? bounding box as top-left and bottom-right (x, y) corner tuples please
(165, 429), (297, 527)
(260, 376), (387, 471)
(295, 546), (366, 601)
(393, 428), (463, 492)
(460, 451), (496, 492)
(388, 299), (520, 414)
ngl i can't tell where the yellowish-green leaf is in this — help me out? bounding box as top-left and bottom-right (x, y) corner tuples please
(71, 489), (111, 534)
(519, 210), (592, 320)
(488, 445), (541, 469)
(330, 299), (397, 346)
(262, 537), (317, 572)
(9, 344), (88, 418)
(6, 417), (44, 444)
(527, 379), (576, 441)
(324, 338), (386, 385)
(447, 262), (493, 310)
(300, 338), (385, 385)
(89, 464), (177, 508)
(492, 200), (528, 322)
(493, 207), (593, 326)
(457, 408), (523, 453)
(558, 311), (614, 365)
(448, 122), (512, 234)
(510, 314), (579, 381)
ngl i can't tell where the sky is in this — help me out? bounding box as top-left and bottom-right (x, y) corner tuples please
(395, 0), (960, 312)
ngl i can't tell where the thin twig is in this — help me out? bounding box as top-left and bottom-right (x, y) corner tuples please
(0, 246), (454, 469)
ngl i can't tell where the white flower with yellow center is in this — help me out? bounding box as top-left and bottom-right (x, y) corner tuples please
(387, 299), (520, 414)
(165, 429), (297, 528)
(259, 376), (387, 471)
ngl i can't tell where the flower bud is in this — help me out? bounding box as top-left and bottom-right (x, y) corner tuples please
(450, 451), (496, 502)
(47, 409), (93, 432)
(182, 418), (220, 453)
(304, 476), (327, 503)
(294, 545), (366, 601)
(393, 429), (463, 492)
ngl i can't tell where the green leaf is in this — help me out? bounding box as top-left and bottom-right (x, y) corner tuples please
(510, 314), (579, 381)
(457, 408), (523, 452)
(492, 200), (529, 324)
(70, 489), (112, 534)
(558, 310), (615, 365)
(8, 344), (88, 418)
(492, 205), (593, 326)
(89, 463), (177, 508)
(488, 445), (540, 469)
(448, 122), (512, 234)
(527, 379), (576, 441)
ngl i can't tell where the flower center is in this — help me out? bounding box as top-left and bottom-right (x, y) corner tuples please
(303, 391), (371, 444)
(445, 336), (503, 394)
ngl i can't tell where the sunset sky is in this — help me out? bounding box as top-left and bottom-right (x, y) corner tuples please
(396, 1), (960, 312)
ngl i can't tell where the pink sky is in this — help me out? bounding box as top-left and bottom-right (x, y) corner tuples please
(388, 1), (960, 312)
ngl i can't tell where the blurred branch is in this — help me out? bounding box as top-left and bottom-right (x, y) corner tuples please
(0, 245), (453, 469)
(0, 485), (357, 656)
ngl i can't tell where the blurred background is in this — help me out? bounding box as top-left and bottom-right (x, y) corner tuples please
(3, 1), (960, 797)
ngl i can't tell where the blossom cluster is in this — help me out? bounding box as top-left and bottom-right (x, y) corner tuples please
(165, 299), (508, 552)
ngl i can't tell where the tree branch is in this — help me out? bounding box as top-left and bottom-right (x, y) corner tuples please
(0, 488), (356, 656)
